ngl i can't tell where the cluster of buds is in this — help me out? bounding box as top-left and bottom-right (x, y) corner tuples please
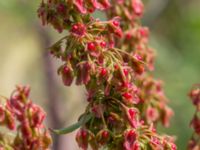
(0, 85), (52, 150)
(104, 1), (173, 128)
(38, 0), (112, 32)
(106, 0), (154, 70)
(188, 85), (200, 150)
(137, 76), (174, 127)
(38, 0), (176, 149)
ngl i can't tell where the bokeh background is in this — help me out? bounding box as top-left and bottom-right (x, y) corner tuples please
(0, 0), (199, 149)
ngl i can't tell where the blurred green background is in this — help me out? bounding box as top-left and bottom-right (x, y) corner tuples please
(0, 0), (199, 149)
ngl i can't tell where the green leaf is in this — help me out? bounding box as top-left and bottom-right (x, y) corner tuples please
(51, 113), (93, 135)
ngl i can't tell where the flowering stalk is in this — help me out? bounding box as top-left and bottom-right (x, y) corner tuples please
(105, 0), (174, 127)
(188, 84), (200, 150)
(0, 85), (52, 150)
(38, 0), (176, 149)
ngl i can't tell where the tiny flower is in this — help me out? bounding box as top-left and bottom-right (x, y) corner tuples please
(133, 54), (142, 61)
(139, 27), (149, 38)
(96, 130), (110, 145)
(31, 105), (46, 127)
(126, 108), (138, 128)
(87, 42), (96, 51)
(71, 23), (86, 37)
(108, 18), (123, 37)
(100, 68), (107, 76)
(146, 106), (159, 124)
(87, 42), (100, 57)
(150, 137), (163, 149)
(122, 92), (133, 101)
(61, 65), (74, 86)
(100, 41), (107, 48)
(76, 129), (89, 150)
(123, 130), (139, 150)
(123, 68), (129, 76)
(76, 62), (92, 85)
(125, 33), (132, 40)
(112, 20), (120, 27)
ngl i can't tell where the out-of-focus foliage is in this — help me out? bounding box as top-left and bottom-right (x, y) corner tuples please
(0, 0), (199, 149)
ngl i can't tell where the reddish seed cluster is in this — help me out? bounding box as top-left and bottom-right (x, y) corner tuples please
(38, 0), (176, 149)
(0, 85), (52, 150)
(188, 85), (200, 150)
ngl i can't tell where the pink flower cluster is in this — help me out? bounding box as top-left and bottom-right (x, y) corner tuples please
(0, 85), (52, 150)
(137, 76), (174, 127)
(38, 0), (176, 149)
(188, 85), (200, 150)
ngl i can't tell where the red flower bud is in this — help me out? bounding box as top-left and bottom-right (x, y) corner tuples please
(76, 129), (89, 150)
(71, 23), (86, 37)
(100, 68), (107, 76)
(87, 42), (96, 51)
(123, 68), (129, 76)
(124, 130), (139, 150)
(100, 41), (107, 48)
(127, 108), (138, 128)
(61, 66), (74, 86)
(102, 130), (109, 138)
(112, 20), (120, 27)
(122, 92), (132, 100)
(96, 130), (110, 145)
(125, 33), (132, 40)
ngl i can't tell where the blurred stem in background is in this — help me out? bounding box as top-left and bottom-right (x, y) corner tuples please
(34, 23), (64, 150)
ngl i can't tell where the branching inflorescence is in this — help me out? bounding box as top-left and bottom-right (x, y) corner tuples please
(38, 0), (176, 149)
(0, 85), (52, 150)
